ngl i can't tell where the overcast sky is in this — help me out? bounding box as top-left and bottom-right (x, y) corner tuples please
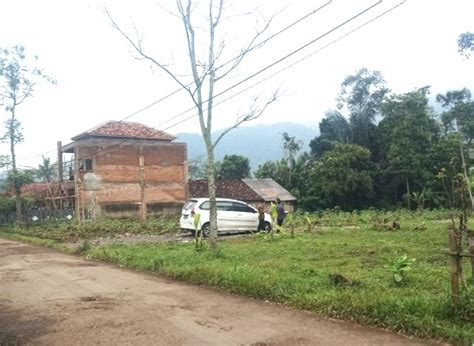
(0, 0), (473, 169)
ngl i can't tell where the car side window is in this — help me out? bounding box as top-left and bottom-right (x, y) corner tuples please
(183, 200), (197, 210)
(200, 201), (210, 210)
(232, 202), (255, 213)
(216, 201), (233, 211)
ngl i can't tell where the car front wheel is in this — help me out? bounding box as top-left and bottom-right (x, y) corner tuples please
(264, 222), (272, 232)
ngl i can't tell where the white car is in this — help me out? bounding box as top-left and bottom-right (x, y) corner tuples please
(179, 198), (272, 236)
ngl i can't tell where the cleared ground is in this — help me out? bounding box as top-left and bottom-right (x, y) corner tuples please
(0, 238), (436, 345)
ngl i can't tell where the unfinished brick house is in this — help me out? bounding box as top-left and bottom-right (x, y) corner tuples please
(60, 121), (187, 220)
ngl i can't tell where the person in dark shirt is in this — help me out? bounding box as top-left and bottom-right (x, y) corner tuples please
(276, 198), (285, 227)
(257, 203), (266, 232)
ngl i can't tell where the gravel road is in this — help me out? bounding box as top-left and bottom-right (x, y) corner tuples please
(0, 238), (437, 345)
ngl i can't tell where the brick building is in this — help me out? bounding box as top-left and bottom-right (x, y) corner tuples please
(60, 121), (187, 219)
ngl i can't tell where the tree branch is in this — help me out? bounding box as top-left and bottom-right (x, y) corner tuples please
(215, 14), (273, 81)
(177, 0), (207, 131)
(15, 84), (35, 106)
(105, 7), (197, 104)
(213, 89), (278, 148)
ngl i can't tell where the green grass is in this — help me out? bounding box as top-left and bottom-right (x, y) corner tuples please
(1, 209), (473, 343)
(85, 210), (473, 344)
(0, 215), (179, 242)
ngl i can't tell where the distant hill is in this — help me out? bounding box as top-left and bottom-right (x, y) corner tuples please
(176, 122), (317, 171)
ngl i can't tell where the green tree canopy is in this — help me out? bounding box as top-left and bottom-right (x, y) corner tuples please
(437, 88), (474, 144)
(310, 110), (350, 159)
(217, 155), (250, 180)
(337, 68), (389, 148)
(303, 143), (375, 210)
(457, 32), (474, 58)
(36, 156), (57, 183)
(377, 87), (438, 207)
(0, 45), (54, 221)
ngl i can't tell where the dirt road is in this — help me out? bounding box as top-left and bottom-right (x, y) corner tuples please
(0, 238), (434, 345)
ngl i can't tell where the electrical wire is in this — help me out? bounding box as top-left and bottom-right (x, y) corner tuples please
(159, 1), (407, 133)
(114, 0), (333, 123)
(14, 0), (405, 167)
(13, 1), (333, 165)
(74, 1), (382, 159)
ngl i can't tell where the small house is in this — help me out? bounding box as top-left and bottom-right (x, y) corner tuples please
(189, 178), (296, 212)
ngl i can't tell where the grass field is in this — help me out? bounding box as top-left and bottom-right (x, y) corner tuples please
(2, 209), (473, 343)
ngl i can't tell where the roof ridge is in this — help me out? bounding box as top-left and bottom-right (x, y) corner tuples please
(71, 120), (175, 141)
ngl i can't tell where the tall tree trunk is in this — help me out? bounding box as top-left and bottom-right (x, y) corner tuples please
(405, 175), (411, 210)
(202, 0), (222, 251)
(9, 107), (21, 223)
(206, 144), (218, 250)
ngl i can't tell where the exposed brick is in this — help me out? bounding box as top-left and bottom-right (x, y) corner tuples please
(145, 166), (184, 183)
(95, 165), (140, 183)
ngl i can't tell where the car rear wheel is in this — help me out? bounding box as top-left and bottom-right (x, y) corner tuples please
(264, 222), (272, 232)
(201, 223), (211, 238)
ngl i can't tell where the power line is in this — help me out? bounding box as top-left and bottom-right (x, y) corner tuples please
(13, 2), (334, 165)
(13, 149), (57, 163)
(160, 1), (407, 133)
(88, 1), (383, 158)
(154, 0), (385, 130)
(15, 0), (401, 166)
(24, 1), (386, 164)
(114, 1), (333, 123)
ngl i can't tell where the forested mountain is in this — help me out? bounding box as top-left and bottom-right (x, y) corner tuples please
(176, 122), (317, 170)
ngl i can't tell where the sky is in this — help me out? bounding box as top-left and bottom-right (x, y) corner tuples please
(0, 0), (473, 170)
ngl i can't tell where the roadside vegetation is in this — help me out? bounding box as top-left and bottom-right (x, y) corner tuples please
(2, 209), (472, 344)
(0, 216), (178, 242)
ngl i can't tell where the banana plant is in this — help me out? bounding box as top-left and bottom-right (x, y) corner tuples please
(193, 213), (203, 250)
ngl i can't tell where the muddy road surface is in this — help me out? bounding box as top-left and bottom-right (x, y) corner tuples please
(1, 238), (435, 345)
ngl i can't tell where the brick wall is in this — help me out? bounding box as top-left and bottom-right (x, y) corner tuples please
(76, 140), (187, 218)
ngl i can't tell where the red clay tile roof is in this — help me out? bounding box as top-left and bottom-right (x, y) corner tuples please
(20, 183), (50, 196)
(189, 180), (263, 201)
(71, 121), (176, 141)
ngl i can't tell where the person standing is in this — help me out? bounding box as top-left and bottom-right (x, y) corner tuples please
(257, 203), (266, 232)
(270, 200), (278, 225)
(276, 198), (285, 228)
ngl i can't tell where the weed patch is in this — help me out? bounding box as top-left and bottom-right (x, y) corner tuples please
(0, 216), (179, 242)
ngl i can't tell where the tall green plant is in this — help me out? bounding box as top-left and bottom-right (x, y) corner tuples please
(0, 45), (55, 222)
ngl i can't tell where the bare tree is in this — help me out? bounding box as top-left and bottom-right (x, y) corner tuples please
(107, 0), (278, 249)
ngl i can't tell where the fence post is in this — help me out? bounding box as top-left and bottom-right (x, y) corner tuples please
(468, 230), (474, 283)
(448, 227), (461, 306)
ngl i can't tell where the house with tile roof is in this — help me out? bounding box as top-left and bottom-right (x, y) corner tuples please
(189, 178), (296, 212)
(60, 121), (187, 220)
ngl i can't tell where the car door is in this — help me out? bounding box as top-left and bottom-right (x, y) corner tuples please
(232, 201), (258, 231)
(216, 201), (235, 231)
